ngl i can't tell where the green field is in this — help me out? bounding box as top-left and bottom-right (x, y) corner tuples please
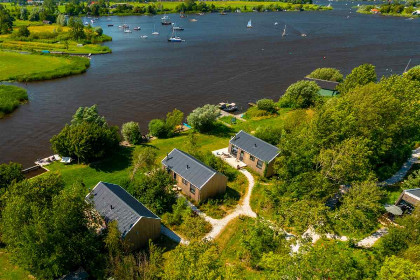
(0, 85), (28, 118)
(0, 51), (90, 82)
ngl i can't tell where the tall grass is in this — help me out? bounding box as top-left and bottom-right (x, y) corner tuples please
(0, 85), (28, 118)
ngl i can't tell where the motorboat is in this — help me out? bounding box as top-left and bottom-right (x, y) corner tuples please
(124, 29), (132, 33)
(140, 35), (148, 39)
(133, 26), (141, 30)
(172, 25), (184, 31)
(107, 24), (114, 27)
(218, 102), (238, 112)
(161, 14), (172, 25)
(190, 18), (198, 22)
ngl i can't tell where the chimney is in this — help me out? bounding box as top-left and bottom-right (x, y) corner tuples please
(186, 164), (189, 169)
(166, 153), (169, 161)
(254, 143), (257, 147)
(110, 205), (114, 210)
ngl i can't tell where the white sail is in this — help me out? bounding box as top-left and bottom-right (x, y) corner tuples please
(247, 19), (252, 28)
(282, 25), (287, 36)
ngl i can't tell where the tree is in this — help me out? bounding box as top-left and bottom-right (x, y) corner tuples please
(307, 67), (343, 82)
(165, 108), (184, 135)
(333, 180), (383, 235)
(148, 119), (169, 138)
(403, 170), (420, 190)
(56, 13), (67, 26)
(279, 80), (320, 108)
(379, 256), (420, 280)
(256, 98), (276, 113)
(0, 162), (24, 190)
(319, 137), (373, 184)
(126, 169), (176, 215)
(186, 104), (219, 132)
(0, 5), (14, 34)
(71, 104), (106, 127)
(131, 146), (158, 178)
(68, 16), (85, 40)
(121, 121), (142, 145)
(337, 64), (377, 94)
(20, 7), (28, 20)
(254, 125), (282, 145)
(1, 173), (104, 279)
(15, 25), (30, 37)
(404, 65), (420, 82)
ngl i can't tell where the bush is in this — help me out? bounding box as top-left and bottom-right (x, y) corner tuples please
(279, 80), (320, 108)
(337, 64), (377, 94)
(148, 119), (170, 138)
(0, 162), (24, 190)
(256, 98), (276, 113)
(186, 104), (219, 132)
(307, 67), (343, 82)
(121, 121), (141, 144)
(15, 25), (30, 37)
(254, 126), (282, 145)
(0, 85), (28, 117)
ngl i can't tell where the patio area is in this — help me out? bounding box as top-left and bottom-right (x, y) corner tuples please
(212, 147), (247, 169)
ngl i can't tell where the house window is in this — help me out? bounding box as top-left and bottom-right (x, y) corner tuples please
(257, 160), (263, 169)
(250, 155), (255, 161)
(231, 145), (238, 156)
(239, 150), (244, 160)
(182, 178), (188, 185)
(173, 173), (177, 180)
(190, 184), (196, 194)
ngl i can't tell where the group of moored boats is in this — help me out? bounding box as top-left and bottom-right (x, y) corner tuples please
(218, 102), (238, 112)
(161, 14), (186, 42)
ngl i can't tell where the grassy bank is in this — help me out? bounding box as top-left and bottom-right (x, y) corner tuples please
(356, 5), (420, 17)
(0, 85), (28, 118)
(0, 51), (90, 82)
(0, 249), (33, 280)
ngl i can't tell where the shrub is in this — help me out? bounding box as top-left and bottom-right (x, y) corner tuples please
(121, 121), (141, 144)
(279, 80), (320, 108)
(254, 126), (282, 145)
(186, 104), (219, 132)
(0, 162), (24, 190)
(256, 98), (276, 113)
(307, 67), (343, 82)
(15, 25), (30, 37)
(148, 119), (170, 138)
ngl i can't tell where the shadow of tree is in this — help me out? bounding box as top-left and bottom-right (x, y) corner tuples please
(89, 146), (134, 173)
(201, 122), (236, 138)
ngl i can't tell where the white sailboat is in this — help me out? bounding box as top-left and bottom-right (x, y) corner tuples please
(152, 24), (159, 35)
(168, 29), (183, 42)
(282, 25), (287, 37)
(247, 19), (252, 28)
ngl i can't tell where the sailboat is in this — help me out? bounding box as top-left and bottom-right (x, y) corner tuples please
(282, 25), (287, 37)
(168, 29), (183, 42)
(247, 19), (252, 28)
(152, 24), (159, 35)
(161, 14), (171, 25)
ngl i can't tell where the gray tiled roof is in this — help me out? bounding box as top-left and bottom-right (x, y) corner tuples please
(86, 182), (159, 237)
(230, 130), (280, 163)
(162, 149), (217, 189)
(406, 188), (420, 200)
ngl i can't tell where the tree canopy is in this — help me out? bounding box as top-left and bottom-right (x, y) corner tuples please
(279, 80), (320, 108)
(337, 64), (377, 94)
(187, 104), (219, 132)
(307, 67), (343, 82)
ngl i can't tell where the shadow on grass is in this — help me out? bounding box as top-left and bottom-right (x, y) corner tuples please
(154, 235), (180, 253)
(202, 122), (236, 138)
(89, 146), (134, 173)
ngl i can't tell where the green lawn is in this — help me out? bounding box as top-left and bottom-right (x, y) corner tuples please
(0, 249), (33, 280)
(0, 85), (28, 118)
(0, 51), (90, 82)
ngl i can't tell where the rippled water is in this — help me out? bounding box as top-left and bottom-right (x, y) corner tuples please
(1, 1), (419, 167)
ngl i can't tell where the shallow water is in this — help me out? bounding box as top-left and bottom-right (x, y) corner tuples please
(1, 0), (419, 167)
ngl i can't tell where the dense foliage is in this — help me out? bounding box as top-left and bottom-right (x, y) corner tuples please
(121, 121), (142, 144)
(0, 173), (104, 279)
(336, 63), (377, 94)
(0, 4), (14, 34)
(279, 80), (320, 108)
(0, 162), (24, 191)
(50, 105), (120, 163)
(187, 104), (219, 132)
(307, 67), (343, 82)
(256, 98), (276, 113)
(148, 109), (184, 138)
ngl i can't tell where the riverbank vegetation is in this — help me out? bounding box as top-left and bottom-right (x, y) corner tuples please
(0, 85), (28, 118)
(0, 51), (90, 81)
(357, 1), (420, 17)
(0, 64), (419, 279)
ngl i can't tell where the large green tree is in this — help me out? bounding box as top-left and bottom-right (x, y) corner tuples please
(186, 104), (219, 132)
(337, 64), (377, 94)
(307, 67), (343, 82)
(0, 4), (14, 34)
(279, 80), (320, 108)
(0, 162), (24, 191)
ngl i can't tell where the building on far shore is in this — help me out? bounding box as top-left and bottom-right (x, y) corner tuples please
(395, 188), (420, 213)
(229, 130), (279, 177)
(162, 148), (227, 202)
(86, 181), (161, 250)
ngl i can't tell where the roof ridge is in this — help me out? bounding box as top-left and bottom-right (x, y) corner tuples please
(100, 182), (159, 219)
(234, 130), (279, 150)
(171, 148), (217, 174)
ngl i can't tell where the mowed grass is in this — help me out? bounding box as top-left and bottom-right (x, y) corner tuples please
(0, 51), (90, 82)
(0, 249), (33, 280)
(1, 40), (111, 54)
(0, 85), (28, 118)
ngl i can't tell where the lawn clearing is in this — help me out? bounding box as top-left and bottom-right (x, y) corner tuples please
(0, 51), (90, 82)
(0, 249), (33, 280)
(0, 85), (28, 118)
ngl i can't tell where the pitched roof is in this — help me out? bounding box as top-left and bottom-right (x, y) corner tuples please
(405, 188), (420, 200)
(304, 77), (340, 91)
(230, 130), (280, 163)
(161, 149), (218, 189)
(86, 182), (159, 237)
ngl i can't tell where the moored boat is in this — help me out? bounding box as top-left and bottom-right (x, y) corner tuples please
(218, 102), (238, 112)
(247, 19), (252, 28)
(134, 26), (141, 30)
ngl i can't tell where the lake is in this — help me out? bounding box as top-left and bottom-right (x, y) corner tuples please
(1, 0), (419, 167)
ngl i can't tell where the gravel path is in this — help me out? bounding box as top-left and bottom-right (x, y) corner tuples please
(185, 169), (257, 240)
(379, 147), (420, 186)
(357, 227), (388, 248)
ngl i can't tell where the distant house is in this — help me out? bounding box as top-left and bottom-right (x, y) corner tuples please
(395, 188), (420, 213)
(371, 8), (380, 14)
(229, 130), (279, 177)
(162, 149), (227, 202)
(42, 20), (52, 24)
(86, 182), (161, 250)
